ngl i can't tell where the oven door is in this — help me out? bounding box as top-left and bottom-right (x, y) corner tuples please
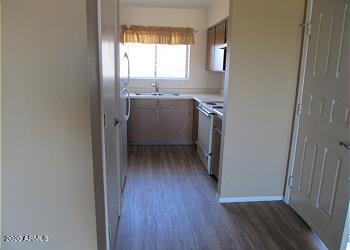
(197, 105), (213, 174)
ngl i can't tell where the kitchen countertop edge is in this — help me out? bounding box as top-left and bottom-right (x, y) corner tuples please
(130, 93), (224, 102)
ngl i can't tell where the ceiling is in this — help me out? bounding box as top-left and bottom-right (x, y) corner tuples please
(119, 0), (214, 9)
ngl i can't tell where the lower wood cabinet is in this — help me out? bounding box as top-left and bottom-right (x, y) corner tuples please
(128, 99), (194, 145)
(128, 108), (157, 143)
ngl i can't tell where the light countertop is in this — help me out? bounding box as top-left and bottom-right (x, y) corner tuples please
(130, 93), (224, 103)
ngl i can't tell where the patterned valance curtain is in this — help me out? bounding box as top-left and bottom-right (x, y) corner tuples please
(120, 25), (195, 45)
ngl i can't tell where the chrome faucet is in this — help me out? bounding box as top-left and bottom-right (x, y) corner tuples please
(151, 82), (159, 93)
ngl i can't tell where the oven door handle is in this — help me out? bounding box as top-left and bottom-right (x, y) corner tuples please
(196, 141), (210, 159)
(197, 106), (211, 117)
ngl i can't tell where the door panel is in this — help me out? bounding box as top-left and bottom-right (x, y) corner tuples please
(298, 137), (317, 197)
(99, 0), (120, 248)
(290, 0), (349, 249)
(317, 148), (341, 216)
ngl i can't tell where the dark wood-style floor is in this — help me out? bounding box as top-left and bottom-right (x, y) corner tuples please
(115, 146), (325, 250)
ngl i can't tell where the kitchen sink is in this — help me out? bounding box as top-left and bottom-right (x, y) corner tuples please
(135, 92), (180, 96)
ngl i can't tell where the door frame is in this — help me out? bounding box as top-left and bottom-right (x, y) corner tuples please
(284, 0), (314, 204)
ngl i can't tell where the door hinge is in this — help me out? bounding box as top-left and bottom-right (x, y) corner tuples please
(307, 22), (312, 36)
(300, 22), (312, 36)
(108, 224), (112, 239)
(104, 113), (107, 127)
(297, 103), (303, 116)
(288, 176), (294, 188)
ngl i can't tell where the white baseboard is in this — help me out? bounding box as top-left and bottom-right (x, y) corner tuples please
(218, 195), (284, 203)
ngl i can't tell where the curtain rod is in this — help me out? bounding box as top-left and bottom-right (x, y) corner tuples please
(121, 24), (199, 34)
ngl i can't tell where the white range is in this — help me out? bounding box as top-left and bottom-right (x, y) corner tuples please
(196, 101), (224, 176)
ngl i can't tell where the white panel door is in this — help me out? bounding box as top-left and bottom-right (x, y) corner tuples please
(99, 0), (121, 249)
(290, 0), (349, 249)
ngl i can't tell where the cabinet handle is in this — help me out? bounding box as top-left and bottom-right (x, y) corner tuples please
(197, 106), (211, 117)
(197, 141), (209, 159)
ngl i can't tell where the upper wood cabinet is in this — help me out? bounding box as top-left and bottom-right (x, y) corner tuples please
(215, 21), (227, 46)
(206, 27), (216, 71)
(214, 21), (226, 72)
(206, 20), (227, 72)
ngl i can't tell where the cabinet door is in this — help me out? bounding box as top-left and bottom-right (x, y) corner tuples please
(158, 108), (193, 144)
(128, 108), (157, 144)
(158, 100), (193, 144)
(211, 116), (222, 178)
(192, 101), (199, 143)
(206, 27), (216, 71)
(214, 21), (226, 72)
(215, 21), (226, 46)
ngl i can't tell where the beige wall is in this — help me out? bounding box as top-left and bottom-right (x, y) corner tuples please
(120, 6), (224, 94)
(219, 0), (305, 199)
(207, 0), (230, 27)
(2, 1), (97, 249)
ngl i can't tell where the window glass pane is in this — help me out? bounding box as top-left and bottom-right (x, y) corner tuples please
(126, 43), (155, 78)
(125, 43), (189, 79)
(156, 45), (188, 79)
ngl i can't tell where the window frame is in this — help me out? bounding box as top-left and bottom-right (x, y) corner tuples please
(127, 43), (190, 80)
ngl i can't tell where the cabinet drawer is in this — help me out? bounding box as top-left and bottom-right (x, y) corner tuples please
(131, 99), (158, 109)
(158, 99), (192, 109)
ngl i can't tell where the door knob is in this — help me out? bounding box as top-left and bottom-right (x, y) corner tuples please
(115, 118), (123, 127)
(339, 142), (350, 150)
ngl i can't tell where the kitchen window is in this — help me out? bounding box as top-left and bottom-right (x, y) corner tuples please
(125, 43), (190, 80)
